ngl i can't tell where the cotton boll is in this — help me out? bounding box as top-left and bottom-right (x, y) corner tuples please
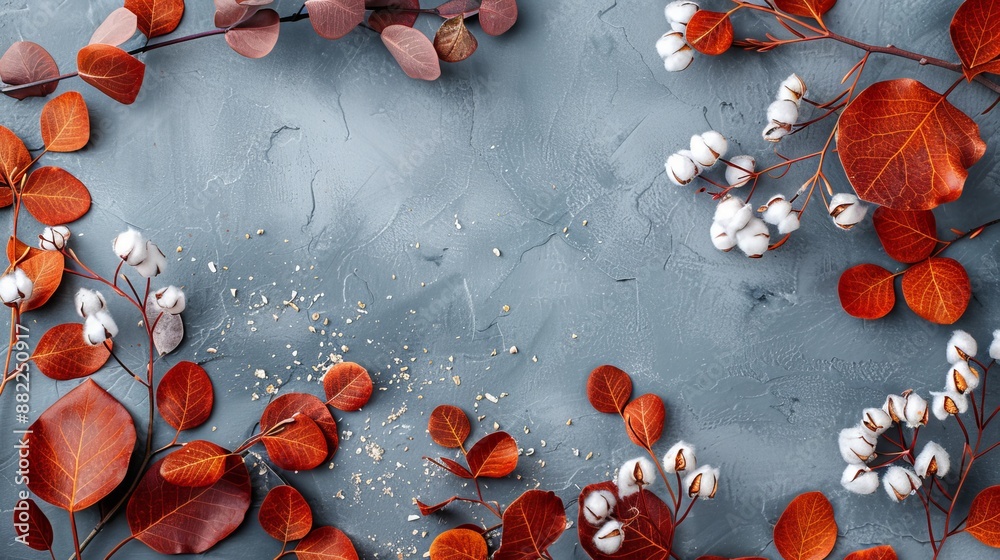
(683, 465), (719, 499)
(713, 196), (744, 225)
(761, 195), (792, 225)
(666, 152), (698, 186)
(725, 204), (754, 238)
(946, 361), (980, 394)
(616, 457), (655, 497)
(883, 466), (921, 503)
(883, 394), (906, 423)
(736, 217), (769, 258)
(763, 123), (790, 142)
(663, 441), (697, 473)
(777, 73), (807, 105)
(154, 286), (186, 315)
(83, 315), (108, 346)
(700, 131), (728, 160)
(725, 155), (755, 187)
(838, 427), (876, 464)
(582, 490), (617, 526)
(767, 99), (799, 127)
(903, 393), (929, 428)
(656, 31), (686, 59)
(991, 329), (1000, 361)
(74, 288), (107, 318)
(777, 213), (800, 234)
(665, 1), (699, 26)
(593, 520), (624, 554)
(710, 221), (736, 252)
(829, 193), (868, 230)
(663, 47), (694, 72)
(0, 274), (21, 305)
(914, 442), (950, 478)
(946, 330), (977, 364)
(841, 465), (879, 495)
(95, 309), (118, 338)
(931, 390), (969, 421)
(689, 134), (720, 168)
(38, 225), (70, 251)
(113, 228), (148, 266)
(134, 242), (167, 278)
(861, 407), (892, 437)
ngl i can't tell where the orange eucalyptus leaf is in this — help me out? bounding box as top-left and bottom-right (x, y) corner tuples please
(685, 10), (734, 55)
(900, 257), (971, 324)
(773, 492), (837, 560)
(838, 264), (896, 320)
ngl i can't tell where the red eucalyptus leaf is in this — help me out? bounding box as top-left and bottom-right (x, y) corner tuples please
(967, 486), (1000, 547)
(837, 79), (985, 211)
(265, 393), (339, 460)
(215, 0), (255, 27)
(434, 16), (478, 62)
(901, 257), (971, 324)
(587, 364), (633, 414)
(7, 237), (64, 312)
(844, 546), (898, 560)
(436, 0), (480, 19)
(467, 431), (518, 478)
(259, 485), (313, 543)
(27, 379), (136, 511)
(381, 25), (442, 80)
(128, 456), (251, 554)
(428, 404), (471, 448)
(426, 456), (474, 479)
(260, 406), (329, 471)
(305, 0), (365, 40)
(951, 0), (1000, 80)
(494, 490), (566, 560)
(22, 167), (92, 225)
(226, 9), (281, 59)
(294, 526), (360, 560)
(773, 492), (837, 560)
(430, 528), (488, 560)
(12, 498), (53, 551)
(623, 393), (665, 448)
(838, 264), (896, 320)
(872, 207), (937, 263)
(323, 361), (373, 411)
(0, 42), (58, 100)
(368, 0), (419, 33)
(160, 440), (232, 487)
(773, 0), (837, 20)
(685, 10), (734, 55)
(31, 323), (111, 380)
(0, 125), (31, 184)
(416, 496), (458, 515)
(479, 0), (517, 36)
(156, 361), (214, 431)
(77, 44), (146, 104)
(90, 7), (140, 46)
(40, 91), (90, 152)
(578, 481), (673, 559)
(696, 557), (769, 560)
(126, 0), (185, 38)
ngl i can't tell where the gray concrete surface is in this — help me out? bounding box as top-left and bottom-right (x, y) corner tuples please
(1, 0), (1000, 558)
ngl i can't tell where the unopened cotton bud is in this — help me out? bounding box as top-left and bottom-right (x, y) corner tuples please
(838, 427), (876, 464)
(725, 155), (755, 188)
(763, 123), (790, 142)
(931, 390), (968, 420)
(683, 465), (719, 499)
(861, 407), (892, 437)
(582, 490), (616, 526)
(883, 466), (920, 502)
(777, 73), (807, 105)
(991, 329), (1000, 360)
(710, 221), (736, 252)
(666, 152), (698, 186)
(761, 195), (792, 225)
(154, 286), (186, 315)
(914, 441), (950, 479)
(767, 99), (799, 128)
(883, 394), (906, 423)
(946, 330), (977, 364)
(0, 269), (32, 305)
(903, 393), (929, 428)
(663, 47), (694, 72)
(593, 520), (624, 554)
(617, 457), (655, 497)
(38, 225), (70, 251)
(134, 242), (167, 278)
(778, 213), (800, 234)
(841, 465), (879, 495)
(690, 134), (720, 168)
(113, 228), (148, 266)
(74, 288), (107, 318)
(700, 131), (728, 160)
(665, 1), (699, 26)
(736, 217), (769, 258)
(655, 31), (686, 59)
(713, 196), (744, 225)
(663, 441), (697, 473)
(829, 193), (868, 230)
(946, 360), (980, 394)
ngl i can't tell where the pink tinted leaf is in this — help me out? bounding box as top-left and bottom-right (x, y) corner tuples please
(436, 0), (480, 18)
(214, 0), (255, 27)
(381, 25), (441, 80)
(479, 0), (517, 36)
(305, 0), (365, 40)
(0, 42), (60, 99)
(90, 8), (139, 46)
(225, 9), (281, 59)
(368, 0), (420, 34)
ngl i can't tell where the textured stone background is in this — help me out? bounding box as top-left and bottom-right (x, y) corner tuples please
(2, 0), (1000, 558)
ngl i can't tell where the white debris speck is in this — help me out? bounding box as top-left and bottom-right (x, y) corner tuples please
(208, 261), (217, 273)
(492, 247), (501, 257)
